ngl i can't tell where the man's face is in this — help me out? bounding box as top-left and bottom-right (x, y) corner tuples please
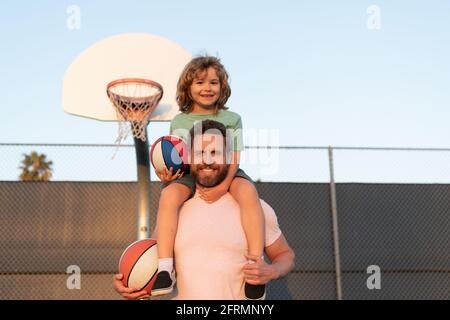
(190, 133), (229, 188)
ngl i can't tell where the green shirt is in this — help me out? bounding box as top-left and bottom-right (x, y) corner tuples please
(170, 110), (244, 151)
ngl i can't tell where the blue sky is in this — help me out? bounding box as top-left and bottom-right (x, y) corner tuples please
(1, 1), (449, 182)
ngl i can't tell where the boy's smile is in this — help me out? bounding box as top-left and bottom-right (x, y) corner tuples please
(190, 67), (220, 111)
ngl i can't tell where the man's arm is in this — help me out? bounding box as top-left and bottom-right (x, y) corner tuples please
(243, 234), (295, 285)
(265, 234), (296, 279)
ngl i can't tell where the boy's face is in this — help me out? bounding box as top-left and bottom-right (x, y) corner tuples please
(190, 67), (220, 110)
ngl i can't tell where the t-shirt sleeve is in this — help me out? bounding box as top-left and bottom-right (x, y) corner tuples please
(169, 115), (191, 143)
(260, 199), (282, 247)
(231, 115), (244, 152)
(169, 119), (174, 134)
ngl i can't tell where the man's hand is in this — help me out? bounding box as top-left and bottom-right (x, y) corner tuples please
(198, 184), (227, 203)
(243, 254), (279, 285)
(113, 273), (150, 300)
(156, 167), (184, 183)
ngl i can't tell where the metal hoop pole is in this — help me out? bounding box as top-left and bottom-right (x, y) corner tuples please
(134, 127), (151, 240)
(328, 146), (343, 300)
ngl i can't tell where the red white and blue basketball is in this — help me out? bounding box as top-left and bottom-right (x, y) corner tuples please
(118, 239), (158, 294)
(150, 135), (189, 175)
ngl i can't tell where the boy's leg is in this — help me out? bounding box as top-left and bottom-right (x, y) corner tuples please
(152, 182), (191, 296)
(156, 182), (191, 258)
(230, 177), (265, 258)
(229, 177), (266, 300)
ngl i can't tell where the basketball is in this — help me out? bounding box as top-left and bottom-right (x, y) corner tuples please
(118, 239), (158, 294)
(150, 135), (190, 175)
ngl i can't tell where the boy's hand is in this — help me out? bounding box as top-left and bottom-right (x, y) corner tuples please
(113, 273), (150, 300)
(198, 184), (227, 203)
(155, 167), (184, 183)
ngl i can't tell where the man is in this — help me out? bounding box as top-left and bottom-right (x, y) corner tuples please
(114, 120), (295, 299)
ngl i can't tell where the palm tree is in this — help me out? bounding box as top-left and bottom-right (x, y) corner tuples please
(19, 151), (53, 182)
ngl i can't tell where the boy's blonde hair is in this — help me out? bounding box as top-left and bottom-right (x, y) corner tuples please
(176, 56), (231, 113)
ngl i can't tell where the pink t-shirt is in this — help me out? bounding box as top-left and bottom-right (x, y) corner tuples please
(173, 192), (282, 300)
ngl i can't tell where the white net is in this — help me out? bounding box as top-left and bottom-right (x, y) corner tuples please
(107, 79), (163, 144)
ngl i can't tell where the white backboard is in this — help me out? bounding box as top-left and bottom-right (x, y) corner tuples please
(62, 33), (192, 121)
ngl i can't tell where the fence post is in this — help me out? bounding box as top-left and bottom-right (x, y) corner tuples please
(328, 146), (343, 300)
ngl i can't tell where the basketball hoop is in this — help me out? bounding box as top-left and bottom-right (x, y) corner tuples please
(107, 78), (163, 143)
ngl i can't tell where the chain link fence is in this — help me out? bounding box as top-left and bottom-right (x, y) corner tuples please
(0, 143), (449, 299)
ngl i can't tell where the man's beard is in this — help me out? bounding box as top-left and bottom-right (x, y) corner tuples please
(191, 164), (229, 188)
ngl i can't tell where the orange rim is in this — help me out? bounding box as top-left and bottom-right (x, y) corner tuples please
(106, 78), (164, 103)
